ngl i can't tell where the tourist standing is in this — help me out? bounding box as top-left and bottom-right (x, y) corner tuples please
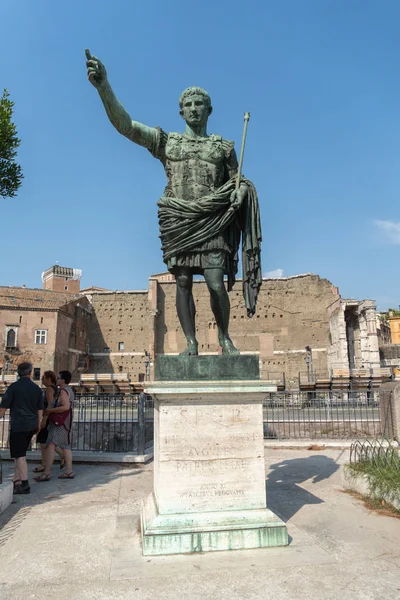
(35, 370), (74, 481)
(33, 371), (65, 473)
(0, 362), (44, 494)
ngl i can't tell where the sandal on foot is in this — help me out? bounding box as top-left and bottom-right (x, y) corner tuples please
(34, 473), (51, 482)
(33, 466), (45, 473)
(58, 472), (74, 479)
(59, 460), (65, 470)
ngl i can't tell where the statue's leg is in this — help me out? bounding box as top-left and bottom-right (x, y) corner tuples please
(203, 268), (239, 355)
(175, 267), (198, 355)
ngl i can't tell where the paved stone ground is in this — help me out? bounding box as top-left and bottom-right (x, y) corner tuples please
(0, 449), (400, 600)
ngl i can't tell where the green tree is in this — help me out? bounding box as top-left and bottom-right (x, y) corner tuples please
(0, 89), (23, 198)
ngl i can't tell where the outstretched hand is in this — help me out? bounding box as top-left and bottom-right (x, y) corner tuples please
(85, 48), (107, 89)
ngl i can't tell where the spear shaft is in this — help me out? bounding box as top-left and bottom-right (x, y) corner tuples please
(236, 112), (250, 189)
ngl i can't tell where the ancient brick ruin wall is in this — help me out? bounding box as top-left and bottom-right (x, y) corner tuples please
(54, 300), (91, 376)
(1, 275), (343, 384)
(155, 274), (340, 381)
(87, 291), (153, 379)
(380, 343), (400, 368)
(380, 344), (400, 360)
(68, 301), (91, 354)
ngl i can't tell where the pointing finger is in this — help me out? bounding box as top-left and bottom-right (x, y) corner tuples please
(85, 48), (92, 60)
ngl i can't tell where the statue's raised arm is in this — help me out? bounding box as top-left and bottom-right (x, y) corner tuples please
(85, 62), (262, 356)
(85, 49), (155, 150)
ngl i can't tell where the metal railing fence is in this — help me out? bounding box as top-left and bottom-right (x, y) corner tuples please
(0, 389), (386, 446)
(0, 393), (154, 453)
(350, 438), (400, 467)
(263, 390), (382, 439)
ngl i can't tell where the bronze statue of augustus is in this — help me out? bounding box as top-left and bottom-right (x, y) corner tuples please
(85, 49), (262, 356)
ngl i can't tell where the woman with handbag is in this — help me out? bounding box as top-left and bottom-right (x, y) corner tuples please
(33, 371), (65, 473)
(34, 370), (74, 482)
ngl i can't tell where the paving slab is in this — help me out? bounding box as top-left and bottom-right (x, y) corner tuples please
(0, 448), (400, 600)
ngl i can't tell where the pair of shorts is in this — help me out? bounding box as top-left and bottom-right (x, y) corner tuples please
(9, 430), (36, 458)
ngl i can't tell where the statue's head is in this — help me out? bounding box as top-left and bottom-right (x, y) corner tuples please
(179, 86), (212, 127)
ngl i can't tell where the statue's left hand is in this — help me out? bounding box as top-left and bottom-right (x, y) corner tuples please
(230, 186), (247, 210)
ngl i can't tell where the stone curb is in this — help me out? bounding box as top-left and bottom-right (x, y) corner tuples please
(0, 449), (153, 465)
(341, 467), (400, 511)
(341, 468), (370, 496)
(0, 481), (13, 515)
(264, 440), (352, 449)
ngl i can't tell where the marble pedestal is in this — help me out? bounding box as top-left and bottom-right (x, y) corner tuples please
(141, 377), (288, 555)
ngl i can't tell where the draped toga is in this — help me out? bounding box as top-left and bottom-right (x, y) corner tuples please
(148, 127), (262, 317)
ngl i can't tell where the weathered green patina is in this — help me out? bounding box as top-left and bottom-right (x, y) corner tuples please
(85, 50), (262, 356)
(155, 354), (260, 381)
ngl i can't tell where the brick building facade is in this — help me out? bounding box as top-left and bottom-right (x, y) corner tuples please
(0, 285), (91, 381)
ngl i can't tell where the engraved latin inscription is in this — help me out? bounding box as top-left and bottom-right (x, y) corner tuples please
(169, 406), (250, 426)
(161, 432), (260, 459)
(180, 483), (245, 499)
(174, 458), (247, 473)
(162, 432), (258, 447)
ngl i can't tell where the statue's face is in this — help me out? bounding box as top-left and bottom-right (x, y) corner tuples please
(180, 94), (211, 127)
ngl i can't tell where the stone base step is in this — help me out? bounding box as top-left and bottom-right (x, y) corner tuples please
(140, 493), (288, 556)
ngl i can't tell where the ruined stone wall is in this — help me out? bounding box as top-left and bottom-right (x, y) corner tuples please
(380, 344), (400, 367)
(54, 312), (74, 375)
(328, 302), (349, 371)
(68, 301), (91, 354)
(53, 303), (90, 377)
(328, 300), (380, 373)
(358, 300), (380, 370)
(87, 291), (152, 379)
(1, 275), (341, 384)
(155, 274), (339, 382)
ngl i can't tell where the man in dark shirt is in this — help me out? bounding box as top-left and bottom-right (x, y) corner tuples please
(0, 362), (44, 494)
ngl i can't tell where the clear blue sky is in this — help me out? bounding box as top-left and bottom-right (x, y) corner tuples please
(1, 0), (399, 310)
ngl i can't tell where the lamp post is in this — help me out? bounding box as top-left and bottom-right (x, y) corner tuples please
(305, 346), (313, 383)
(144, 351), (151, 381)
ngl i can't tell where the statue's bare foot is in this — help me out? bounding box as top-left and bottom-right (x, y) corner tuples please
(180, 341), (198, 356)
(220, 336), (240, 355)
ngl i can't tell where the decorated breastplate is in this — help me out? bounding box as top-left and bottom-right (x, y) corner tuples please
(164, 133), (226, 200)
